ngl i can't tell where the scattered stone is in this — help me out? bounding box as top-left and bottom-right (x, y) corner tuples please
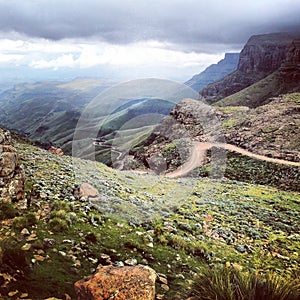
(125, 258), (138, 266)
(33, 255), (45, 262)
(8, 290), (18, 297)
(161, 284), (170, 292)
(21, 243), (31, 251)
(48, 146), (64, 155)
(158, 275), (168, 285)
(43, 238), (56, 249)
(74, 265), (157, 300)
(21, 228), (30, 236)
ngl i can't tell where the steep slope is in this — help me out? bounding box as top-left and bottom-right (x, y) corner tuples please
(216, 39), (300, 107)
(0, 130), (299, 299)
(185, 53), (239, 92)
(131, 93), (300, 190)
(201, 32), (300, 104)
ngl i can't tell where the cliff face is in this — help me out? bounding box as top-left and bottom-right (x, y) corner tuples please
(185, 53), (239, 92)
(216, 39), (300, 108)
(201, 32), (300, 103)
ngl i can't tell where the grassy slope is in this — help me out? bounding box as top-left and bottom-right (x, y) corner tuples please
(0, 139), (299, 299)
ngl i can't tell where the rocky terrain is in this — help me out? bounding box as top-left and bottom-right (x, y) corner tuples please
(185, 53), (239, 92)
(0, 122), (299, 299)
(201, 32), (300, 105)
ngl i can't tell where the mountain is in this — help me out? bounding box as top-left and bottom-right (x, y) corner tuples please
(185, 53), (239, 92)
(217, 38), (300, 107)
(201, 32), (300, 104)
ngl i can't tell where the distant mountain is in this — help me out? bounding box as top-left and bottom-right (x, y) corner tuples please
(185, 53), (239, 92)
(0, 79), (112, 152)
(201, 32), (300, 104)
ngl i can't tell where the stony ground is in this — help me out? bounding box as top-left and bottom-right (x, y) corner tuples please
(0, 140), (299, 299)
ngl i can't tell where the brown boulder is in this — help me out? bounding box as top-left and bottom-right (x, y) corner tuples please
(74, 265), (157, 300)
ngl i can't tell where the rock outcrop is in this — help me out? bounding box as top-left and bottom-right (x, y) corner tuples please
(74, 265), (157, 300)
(185, 53), (239, 92)
(201, 32), (300, 103)
(0, 128), (24, 202)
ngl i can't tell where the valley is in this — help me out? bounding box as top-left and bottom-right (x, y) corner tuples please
(1, 31), (300, 300)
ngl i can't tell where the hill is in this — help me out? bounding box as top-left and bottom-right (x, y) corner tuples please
(131, 93), (300, 191)
(185, 53), (239, 92)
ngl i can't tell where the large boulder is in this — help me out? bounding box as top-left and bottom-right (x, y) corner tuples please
(74, 265), (157, 300)
(0, 128), (24, 202)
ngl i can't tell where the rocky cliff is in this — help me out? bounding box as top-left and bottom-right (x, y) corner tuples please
(217, 38), (300, 108)
(185, 53), (239, 92)
(0, 128), (24, 202)
(201, 32), (300, 103)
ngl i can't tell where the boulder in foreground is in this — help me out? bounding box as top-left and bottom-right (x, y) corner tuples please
(74, 265), (157, 300)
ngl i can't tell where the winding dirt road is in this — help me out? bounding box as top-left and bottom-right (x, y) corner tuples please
(165, 142), (300, 178)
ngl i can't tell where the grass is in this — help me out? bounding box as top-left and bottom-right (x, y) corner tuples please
(0, 140), (299, 299)
(189, 266), (300, 300)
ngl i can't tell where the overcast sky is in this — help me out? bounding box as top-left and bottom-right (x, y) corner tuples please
(0, 0), (300, 82)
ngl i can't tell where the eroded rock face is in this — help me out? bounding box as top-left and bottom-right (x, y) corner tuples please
(74, 265), (157, 300)
(201, 32), (300, 103)
(0, 128), (25, 202)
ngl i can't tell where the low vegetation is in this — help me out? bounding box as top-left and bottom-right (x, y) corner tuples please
(0, 139), (299, 299)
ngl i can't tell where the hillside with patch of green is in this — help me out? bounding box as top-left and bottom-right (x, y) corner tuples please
(0, 136), (299, 299)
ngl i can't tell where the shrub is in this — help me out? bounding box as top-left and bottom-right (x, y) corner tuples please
(12, 213), (37, 229)
(0, 201), (18, 220)
(48, 217), (68, 232)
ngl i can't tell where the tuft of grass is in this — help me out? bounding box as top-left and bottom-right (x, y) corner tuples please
(48, 217), (69, 232)
(190, 266), (300, 300)
(12, 213), (37, 229)
(0, 201), (18, 220)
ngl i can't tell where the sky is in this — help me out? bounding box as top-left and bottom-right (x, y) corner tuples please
(0, 0), (300, 83)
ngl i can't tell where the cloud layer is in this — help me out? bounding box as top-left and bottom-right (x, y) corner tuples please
(1, 0), (300, 50)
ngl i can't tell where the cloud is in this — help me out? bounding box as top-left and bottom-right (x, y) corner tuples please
(0, 0), (300, 51)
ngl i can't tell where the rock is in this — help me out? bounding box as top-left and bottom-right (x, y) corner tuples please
(21, 243), (31, 251)
(161, 284), (170, 292)
(0, 128), (25, 202)
(125, 258), (138, 266)
(21, 228), (30, 235)
(43, 238), (56, 249)
(79, 182), (99, 198)
(48, 146), (64, 155)
(74, 265), (157, 300)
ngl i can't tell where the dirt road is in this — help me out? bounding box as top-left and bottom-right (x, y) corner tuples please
(165, 142), (300, 178)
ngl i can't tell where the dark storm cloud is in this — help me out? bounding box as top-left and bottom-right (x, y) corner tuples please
(0, 0), (300, 51)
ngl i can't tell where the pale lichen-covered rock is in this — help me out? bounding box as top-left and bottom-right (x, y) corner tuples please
(74, 265), (157, 300)
(79, 182), (99, 198)
(0, 128), (25, 202)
